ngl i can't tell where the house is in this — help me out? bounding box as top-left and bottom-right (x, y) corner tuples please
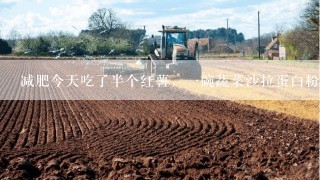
(265, 34), (286, 60)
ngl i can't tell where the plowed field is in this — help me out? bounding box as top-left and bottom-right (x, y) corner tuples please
(0, 100), (318, 179)
(0, 60), (318, 179)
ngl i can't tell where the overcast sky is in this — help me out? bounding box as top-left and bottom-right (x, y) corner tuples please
(0, 0), (308, 39)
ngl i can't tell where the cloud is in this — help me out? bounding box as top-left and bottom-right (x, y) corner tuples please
(139, 0), (307, 39)
(116, 8), (154, 16)
(135, 7), (237, 37)
(0, 0), (17, 9)
(2, 12), (53, 34)
(34, 0), (44, 3)
(1, 1), (98, 36)
(0, 0), (18, 3)
(100, 0), (139, 5)
(0, 0), (309, 39)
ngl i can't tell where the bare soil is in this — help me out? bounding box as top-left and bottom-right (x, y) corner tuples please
(0, 100), (318, 179)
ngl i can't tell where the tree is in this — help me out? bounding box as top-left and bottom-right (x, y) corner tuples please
(88, 8), (122, 36)
(301, 0), (319, 32)
(6, 29), (21, 48)
(237, 33), (245, 43)
(282, 28), (318, 59)
(237, 32), (273, 56)
(0, 39), (12, 54)
(281, 0), (319, 59)
(273, 23), (287, 35)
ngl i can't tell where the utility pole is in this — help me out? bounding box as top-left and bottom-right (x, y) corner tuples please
(226, 19), (229, 48)
(258, 11), (261, 60)
(234, 30), (237, 52)
(208, 38), (210, 53)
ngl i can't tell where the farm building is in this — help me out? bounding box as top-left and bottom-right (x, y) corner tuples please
(187, 38), (215, 56)
(265, 34), (286, 60)
(188, 38), (237, 56)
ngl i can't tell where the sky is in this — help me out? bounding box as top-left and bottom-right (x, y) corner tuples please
(0, 0), (309, 39)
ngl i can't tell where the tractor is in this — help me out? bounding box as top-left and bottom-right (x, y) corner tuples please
(146, 25), (201, 79)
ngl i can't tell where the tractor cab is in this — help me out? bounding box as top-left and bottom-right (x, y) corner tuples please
(156, 26), (192, 60)
(147, 25), (201, 80)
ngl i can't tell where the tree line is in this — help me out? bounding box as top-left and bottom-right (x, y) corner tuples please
(0, 7), (247, 57)
(1, 8), (147, 56)
(188, 28), (245, 44)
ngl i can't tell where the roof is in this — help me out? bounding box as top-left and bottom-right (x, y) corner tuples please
(188, 38), (211, 46)
(265, 37), (278, 50)
(159, 26), (189, 33)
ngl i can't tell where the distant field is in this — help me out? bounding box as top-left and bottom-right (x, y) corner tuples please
(170, 60), (319, 120)
(236, 100), (319, 120)
(171, 79), (319, 120)
(0, 57), (318, 120)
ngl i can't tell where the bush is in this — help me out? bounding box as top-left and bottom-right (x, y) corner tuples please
(0, 39), (12, 54)
(12, 31), (140, 56)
